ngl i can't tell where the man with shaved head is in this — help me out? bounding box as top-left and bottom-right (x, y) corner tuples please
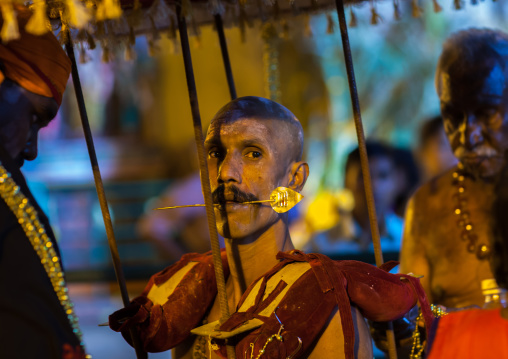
(111, 97), (429, 359)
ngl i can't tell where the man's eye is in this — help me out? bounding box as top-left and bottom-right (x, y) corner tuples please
(209, 151), (221, 159)
(246, 151), (262, 159)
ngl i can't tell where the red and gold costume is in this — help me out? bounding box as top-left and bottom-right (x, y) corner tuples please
(110, 250), (432, 359)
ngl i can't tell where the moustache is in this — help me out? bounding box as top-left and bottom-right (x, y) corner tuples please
(454, 145), (500, 159)
(212, 185), (259, 206)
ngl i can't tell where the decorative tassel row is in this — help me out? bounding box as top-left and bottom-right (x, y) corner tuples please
(411, 0), (423, 17)
(0, 3), (19, 42)
(432, 0), (443, 12)
(326, 12), (335, 34)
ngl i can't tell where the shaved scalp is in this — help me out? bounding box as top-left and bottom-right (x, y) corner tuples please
(209, 96), (304, 162)
(436, 29), (508, 91)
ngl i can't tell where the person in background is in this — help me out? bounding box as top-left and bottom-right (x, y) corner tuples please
(400, 29), (508, 309)
(416, 116), (458, 182)
(0, 6), (86, 359)
(309, 141), (403, 254)
(425, 155), (508, 358)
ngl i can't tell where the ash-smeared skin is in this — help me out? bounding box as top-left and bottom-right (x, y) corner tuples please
(401, 29), (508, 310)
(436, 29), (508, 180)
(0, 78), (58, 168)
(204, 97), (305, 244)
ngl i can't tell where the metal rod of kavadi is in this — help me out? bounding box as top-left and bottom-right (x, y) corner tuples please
(333, 1), (398, 358)
(213, 10), (237, 100)
(175, 2), (236, 358)
(64, 35), (148, 359)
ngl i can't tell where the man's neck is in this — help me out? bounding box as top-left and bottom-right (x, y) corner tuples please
(224, 219), (294, 305)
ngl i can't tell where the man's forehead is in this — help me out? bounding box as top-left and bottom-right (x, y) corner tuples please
(438, 62), (508, 103)
(206, 117), (283, 142)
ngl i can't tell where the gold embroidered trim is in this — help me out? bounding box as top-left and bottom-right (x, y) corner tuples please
(0, 163), (87, 356)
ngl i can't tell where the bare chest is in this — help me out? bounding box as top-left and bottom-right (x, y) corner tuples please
(418, 180), (495, 307)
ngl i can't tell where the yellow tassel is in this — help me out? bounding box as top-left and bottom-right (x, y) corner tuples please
(65, 0), (91, 28)
(124, 44), (136, 61)
(349, 8), (357, 28)
(453, 0), (463, 9)
(393, 1), (401, 20)
(86, 31), (96, 49)
(128, 26), (135, 46)
(181, 0), (192, 18)
(96, 0), (122, 21)
(101, 45), (110, 62)
(0, 3), (19, 42)
(280, 18), (289, 39)
(370, 6), (382, 25)
(411, 0), (423, 17)
(149, 16), (160, 41)
(303, 13), (312, 37)
(432, 0), (443, 12)
(147, 39), (158, 57)
(79, 45), (90, 63)
(25, 0), (50, 35)
(326, 13), (335, 34)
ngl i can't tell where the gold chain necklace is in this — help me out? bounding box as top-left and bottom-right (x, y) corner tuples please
(0, 163), (88, 357)
(452, 164), (491, 260)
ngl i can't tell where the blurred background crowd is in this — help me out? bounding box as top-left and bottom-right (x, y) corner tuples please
(20, 1), (508, 357)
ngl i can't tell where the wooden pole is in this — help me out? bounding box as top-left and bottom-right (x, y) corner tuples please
(64, 38), (147, 359)
(175, 4), (236, 358)
(333, 2), (398, 358)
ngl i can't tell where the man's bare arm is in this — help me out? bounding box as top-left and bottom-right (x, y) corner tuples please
(400, 195), (433, 303)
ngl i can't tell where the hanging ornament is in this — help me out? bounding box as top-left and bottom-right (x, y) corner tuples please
(393, 0), (401, 20)
(101, 45), (111, 62)
(149, 16), (160, 41)
(411, 0), (423, 17)
(128, 26), (136, 46)
(79, 44), (90, 64)
(124, 44), (136, 61)
(470, 0), (478, 5)
(370, 5), (382, 25)
(96, 0), (123, 21)
(65, 0), (91, 28)
(181, 0), (192, 18)
(326, 12), (335, 34)
(26, 0), (50, 35)
(432, 0), (443, 12)
(303, 13), (312, 37)
(261, 22), (280, 102)
(86, 30), (96, 50)
(279, 18), (290, 39)
(453, 0), (463, 9)
(349, 7), (357, 27)
(147, 38), (159, 57)
(209, 0), (224, 15)
(0, 3), (19, 42)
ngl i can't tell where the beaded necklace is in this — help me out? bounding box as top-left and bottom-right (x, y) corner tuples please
(452, 164), (491, 260)
(0, 164), (88, 357)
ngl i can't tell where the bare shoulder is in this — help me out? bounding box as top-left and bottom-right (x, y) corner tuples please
(411, 168), (455, 205)
(307, 305), (372, 359)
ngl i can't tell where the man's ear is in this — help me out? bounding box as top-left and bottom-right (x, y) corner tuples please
(287, 161), (309, 193)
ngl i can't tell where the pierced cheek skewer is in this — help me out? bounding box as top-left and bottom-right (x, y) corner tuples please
(153, 187), (302, 214)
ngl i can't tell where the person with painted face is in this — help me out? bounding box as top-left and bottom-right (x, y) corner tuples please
(0, 6), (86, 359)
(400, 29), (508, 310)
(110, 97), (432, 359)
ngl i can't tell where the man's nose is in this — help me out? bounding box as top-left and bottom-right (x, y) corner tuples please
(23, 129), (39, 161)
(460, 115), (484, 150)
(218, 153), (241, 184)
